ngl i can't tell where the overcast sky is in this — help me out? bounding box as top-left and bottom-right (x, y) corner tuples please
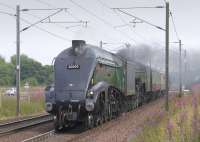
(0, 0), (199, 65)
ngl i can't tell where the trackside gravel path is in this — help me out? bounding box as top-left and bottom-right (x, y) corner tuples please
(48, 97), (166, 142)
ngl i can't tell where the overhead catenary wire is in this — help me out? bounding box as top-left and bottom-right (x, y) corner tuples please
(34, 0), (54, 8)
(1, 0), (181, 46)
(113, 9), (150, 43)
(35, 0), (84, 22)
(90, 0), (138, 38)
(97, 1), (166, 54)
(33, 0), (90, 30)
(0, 1), (75, 30)
(36, 0), (147, 45)
(0, 2), (14, 10)
(41, 20), (87, 24)
(20, 17), (71, 41)
(112, 6), (165, 9)
(68, 0), (137, 44)
(113, 9), (166, 47)
(35, 0), (138, 45)
(101, 4), (166, 44)
(65, 10), (80, 21)
(170, 11), (180, 41)
(95, 0), (165, 47)
(36, 0), (84, 25)
(96, 1), (164, 62)
(96, 0), (111, 9)
(36, 0), (181, 68)
(21, 8), (68, 11)
(69, 0), (111, 26)
(112, 9), (151, 43)
(33, 0), (82, 22)
(116, 9), (165, 31)
(36, 0), (167, 47)
(0, 10), (15, 16)
(22, 11), (69, 29)
(21, 9), (63, 32)
(20, 0), (72, 30)
(0, 1), (70, 41)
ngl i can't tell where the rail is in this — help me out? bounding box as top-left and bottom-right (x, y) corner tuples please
(21, 130), (55, 142)
(0, 114), (53, 135)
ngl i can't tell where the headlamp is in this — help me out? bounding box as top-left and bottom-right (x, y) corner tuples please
(87, 91), (94, 98)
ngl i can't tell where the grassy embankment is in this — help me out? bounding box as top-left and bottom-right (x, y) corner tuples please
(0, 87), (45, 120)
(131, 89), (200, 142)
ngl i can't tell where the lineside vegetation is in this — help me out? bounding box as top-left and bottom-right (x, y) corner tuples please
(0, 55), (53, 86)
(0, 87), (45, 120)
(131, 88), (200, 142)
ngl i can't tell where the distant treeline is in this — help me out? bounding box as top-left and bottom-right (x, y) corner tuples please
(0, 54), (53, 86)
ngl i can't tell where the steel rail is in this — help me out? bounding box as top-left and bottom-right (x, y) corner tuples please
(0, 114), (53, 135)
(21, 130), (55, 142)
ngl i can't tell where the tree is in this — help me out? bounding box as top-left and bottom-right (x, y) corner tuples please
(0, 62), (15, 86)
(0, 55), (5, 64)
(11, 54), (53, 86)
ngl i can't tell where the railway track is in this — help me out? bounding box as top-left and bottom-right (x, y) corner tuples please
(7, 97), (169, 142)
(0, 114), (53, 135)
(21, 130), (55, 142)
(21, 125), (90, 142)
(20, 120), (95, 142)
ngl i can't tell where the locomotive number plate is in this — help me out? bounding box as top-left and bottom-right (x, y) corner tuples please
(67, 64), (80, 69)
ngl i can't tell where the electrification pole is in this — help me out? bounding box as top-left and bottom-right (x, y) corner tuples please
(165, 1), (169, 111)
(179, 40), (182, 97)
(100, 41), (103, 48)
(184, 49), (187, 89)
(149, 51), (152, 92)
(16, 5), (20, 117)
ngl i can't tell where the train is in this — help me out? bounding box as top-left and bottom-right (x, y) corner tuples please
(45, 40), (165, 131)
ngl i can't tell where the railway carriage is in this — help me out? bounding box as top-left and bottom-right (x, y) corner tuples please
(45, 40), (165, 130)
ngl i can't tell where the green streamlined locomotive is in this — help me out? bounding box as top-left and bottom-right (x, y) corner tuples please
(45, 40), (165, 130)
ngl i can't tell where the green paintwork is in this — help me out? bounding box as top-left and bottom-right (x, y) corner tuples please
(93, 63), (124, 92)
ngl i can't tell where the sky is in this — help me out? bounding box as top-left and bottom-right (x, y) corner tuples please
(0, 0), (199, 65)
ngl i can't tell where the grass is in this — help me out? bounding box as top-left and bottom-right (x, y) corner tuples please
(0, 87), (45, 120)
(131, 87), (200, 142)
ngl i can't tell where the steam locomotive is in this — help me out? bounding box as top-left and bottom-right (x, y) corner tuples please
(45, 40), (165, 130)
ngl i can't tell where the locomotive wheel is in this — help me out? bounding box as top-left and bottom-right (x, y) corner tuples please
(94, 117), (98, 127)
(54, 107), (65, 132)
(85, 113), (94, 129)
(94, 113), (102, 126)
(99, 114), (103, 125)
(102, 113), (107, 123)
(94, 116), (99, 126)
(54, 116), (63, 132)
(108, 103), (112, 120)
